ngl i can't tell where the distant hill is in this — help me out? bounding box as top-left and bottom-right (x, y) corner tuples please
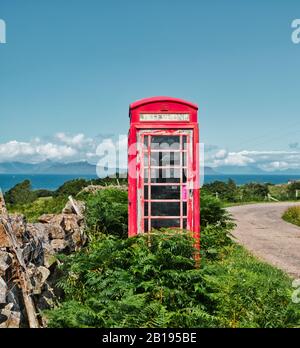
(1, 161), (300, 176)
(215, 165), (266, 175)
(204, 166), (220, 175)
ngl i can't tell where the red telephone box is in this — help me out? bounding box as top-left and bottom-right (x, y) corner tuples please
(128, 96), (200, 249)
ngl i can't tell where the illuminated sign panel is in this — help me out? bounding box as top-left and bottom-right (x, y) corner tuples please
(140, 113), (190, 122)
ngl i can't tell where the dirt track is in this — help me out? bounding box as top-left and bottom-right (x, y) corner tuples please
(227, 203), (300, 278)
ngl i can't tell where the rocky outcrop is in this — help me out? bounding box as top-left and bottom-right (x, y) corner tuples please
(0, 198), (86, 328)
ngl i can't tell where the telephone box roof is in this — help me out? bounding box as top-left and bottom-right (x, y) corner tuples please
(129, 96), (198, 111)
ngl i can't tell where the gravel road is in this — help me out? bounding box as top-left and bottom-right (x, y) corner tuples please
(227, 202), (300, 278)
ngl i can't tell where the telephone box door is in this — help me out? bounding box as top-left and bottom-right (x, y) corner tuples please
(137, 129), (194, 233)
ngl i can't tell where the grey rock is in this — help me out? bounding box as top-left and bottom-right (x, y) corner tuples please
(0, 303), (21, 328)
(0, 277), (7, 303)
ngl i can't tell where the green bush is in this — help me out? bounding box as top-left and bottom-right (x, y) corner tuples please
(47, 232), (218, 328)
(204, 246), (299, 328)
(34, 189), (54, 198)
(287, 182), (300, 199)
(200, 191), (232, 228)
(91, 176), (128, 186)
(4, 179), (37, 205)
(202, 179), (239, 202)
(282, 206), (300, 227)
(8, 196), (68, 222)
(85, 189), (128, 239)
(200, 224), (233, 260)
(241, 182), (269, 201)
(47, 231), (300, 328)
(54, 179), (90, 197)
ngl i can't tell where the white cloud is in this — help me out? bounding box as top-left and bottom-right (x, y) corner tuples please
(0, 140), (77, 162)
(55, 132), (94, 148)
(2, 135), (300, 174)
(205, 145), (300, 172)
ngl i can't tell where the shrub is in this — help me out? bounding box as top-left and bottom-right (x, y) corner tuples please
(282, 206), (300, 227)
(85, 188), (128, 239)
(287, 182), (300, 199)
(91, 176), (128, 186)
(4, 179), (37, 205)
(200, 224), (233, 260)
(241, 183), (269, 201)
(200, 191), (232, 228)
(34, 189), (54, 198)
(202, 179), (239, 202)
(8, 196), (68, 222)
(47, 231), (300, 328)
(47, 232), (218, 328)
(54, 179), (89, 197)
(204, 246), (300, 328)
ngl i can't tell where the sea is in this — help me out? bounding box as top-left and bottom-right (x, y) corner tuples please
(1, 174), (300, 193)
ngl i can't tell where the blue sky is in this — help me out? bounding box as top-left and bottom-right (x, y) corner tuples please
(1, 0), (300, 171)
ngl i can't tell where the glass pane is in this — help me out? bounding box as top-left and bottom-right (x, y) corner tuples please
(151, 185), (180, 200)
(183, 202), (187, 216)
(151, 202), (180, 216)
(153, 152), (180, 167)
(144, 153), (148, 166)
(144, 135), (148, 147)
(144, 202), (149, 217)
(151, 219), (180, 229)
(182, 151), (187, 166)
(183, 219), (187, 229)
(151, 136), (180, 150)
(144, 168), (148, 182)
(144, 185), (148, 199)
(151, 176), (180, 184)
(183, 136), (187, 149)
(144, 219), (149, 232)
(149, 167), (181, 183)
(182, 168), (187, 183)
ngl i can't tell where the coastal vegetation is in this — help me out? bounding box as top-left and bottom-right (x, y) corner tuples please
(45, 186), (300, 328)
(5, 177), (126, 222)
(282, 206), (300, 227)
(202, 178), (300, 203)
(3, 177), (300, 328)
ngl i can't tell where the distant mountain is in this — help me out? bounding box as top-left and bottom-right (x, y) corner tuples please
(1, 161), (300, 176)
(215, 165), (266, 175)
(0, 161), (97, 175)
(204, 166), (220, 175)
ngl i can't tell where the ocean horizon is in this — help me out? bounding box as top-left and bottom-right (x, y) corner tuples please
(1, 173), (300, 193)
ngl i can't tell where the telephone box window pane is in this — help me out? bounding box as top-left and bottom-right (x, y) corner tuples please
(151, 219), (180, 229)
(144, 185), (148, 200)
(144, 169), (149, 182)
(183, 202), (187, 216)
(182, 151), (187, 166)
(151, 185), (180, 199)
(182, 169), (187, 183)
(151, 177), (180, 184)
(151, 202), (180, 216)
(157, 152), (180, 167)
(150, 168), (180, 183)
(151, 136), (180, 150)
(183, 136), (187, 148)
(144, 202), (149, 217)
(144, 136), (149, 147)
(144, 154), (148, 166)
(144, 219), (149, 232)
(183, 219), (187, 229)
